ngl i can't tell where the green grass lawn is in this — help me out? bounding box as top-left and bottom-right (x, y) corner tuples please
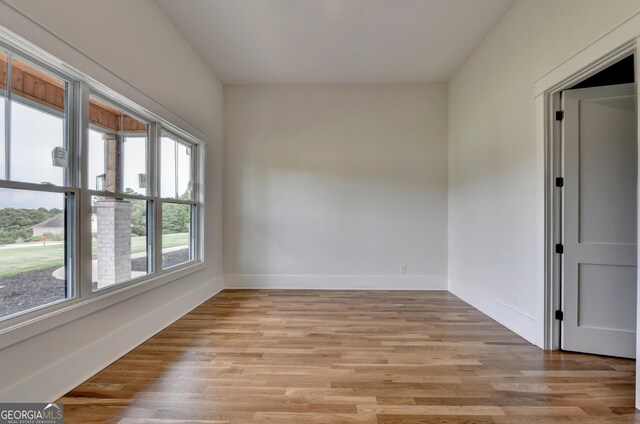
(0, 233), (189, 278)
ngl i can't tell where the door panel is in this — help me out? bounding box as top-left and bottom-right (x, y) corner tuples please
(562, 83), (637, 358)
(578, 264), (636, 331)
(578, 96), (637, 244)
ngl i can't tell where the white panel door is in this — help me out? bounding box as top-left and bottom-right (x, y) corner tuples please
(562, 83), (637, 358)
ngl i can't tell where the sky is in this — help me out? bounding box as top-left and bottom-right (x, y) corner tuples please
(0, 100), (64, 208)
(0, 100), (192, 209)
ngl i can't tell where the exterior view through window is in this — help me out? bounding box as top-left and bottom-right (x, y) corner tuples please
(88, 95), (151, 291)
(0, 52), (72, 319)
(161, 134), (195, 269)
(0, 42), (201, 322)
(0, 188), (68, 318)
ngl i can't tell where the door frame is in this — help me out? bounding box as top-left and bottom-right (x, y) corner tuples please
(536, 11), (640, 349)
(535, 13), (640, 407)
(539, 40), (638, 352)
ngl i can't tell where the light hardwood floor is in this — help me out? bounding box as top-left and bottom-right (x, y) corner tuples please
(59, 290), (639, 423)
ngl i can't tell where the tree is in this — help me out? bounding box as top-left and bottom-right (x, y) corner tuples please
(0, 207), (62, 245)
(161, 189), (191, 234)
(130, 199), (147, 236)
(108, 189), (147, 236)
(162, 203), (190, 234)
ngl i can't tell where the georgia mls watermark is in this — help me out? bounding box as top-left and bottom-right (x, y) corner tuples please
(0, 403), (63, 424)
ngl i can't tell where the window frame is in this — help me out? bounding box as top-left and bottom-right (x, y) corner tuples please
(0, 44), (79, 320)
(84, 91), (154, 293)
(159, 130), (199, 270)
(0, 28), (206, 347)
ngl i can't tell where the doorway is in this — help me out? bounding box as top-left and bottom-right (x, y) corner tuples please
(554, 55), (638, 358)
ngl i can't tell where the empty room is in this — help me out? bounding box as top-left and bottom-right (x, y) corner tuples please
(1, 0), (640, 423)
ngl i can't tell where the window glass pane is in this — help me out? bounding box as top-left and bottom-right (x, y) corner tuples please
(10, 58), (66, 186)
(160, 136), (176, 198)
(89, 96), (148, 195)
(91, 196), (150, 290)
(0, 188), (69, 320)
(87, 128), (106, 190)
(161, 135), (193, 199)
(162, 202), (192, 269)
(177, 142), (192, 199)
(123, 136), (147, 194)
(11, 101), (64, 185)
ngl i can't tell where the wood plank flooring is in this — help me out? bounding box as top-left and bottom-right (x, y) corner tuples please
(58, 290), (640, 423)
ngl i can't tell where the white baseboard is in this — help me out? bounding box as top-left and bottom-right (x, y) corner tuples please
(224, 274), (447, 290)
(448, 278), (541, 347)
(0, 275), (223, 402)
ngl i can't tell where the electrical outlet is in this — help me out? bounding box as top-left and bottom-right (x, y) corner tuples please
(400, 265), (407, 274)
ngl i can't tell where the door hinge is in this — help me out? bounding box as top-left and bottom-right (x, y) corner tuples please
(555, 244), (564, 254)
(555, 110), (564, 121)
(555, 310), (564, 321)
(555, 177), (564, 187)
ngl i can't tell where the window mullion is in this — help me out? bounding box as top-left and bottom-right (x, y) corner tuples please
(64, 191), (76, 299)
(149, 122), (159, 275)
(157, 198), (194, 205)
(64, 81), (73, 188)
(5, 51), (11, 180)
(64, 81), (78, 301)
(148, 123), (159, 200)
(86, 190), (156, 202)
(77, 82), (93, 299)
(195, 144), (204, 262)
(154, 130), (163, 274)
(0, 180), (74, 193)
(173, 138), (178, 199)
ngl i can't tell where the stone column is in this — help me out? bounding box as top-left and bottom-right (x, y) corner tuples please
(103, 133), (122, 193)
(96, 199), (131, 288)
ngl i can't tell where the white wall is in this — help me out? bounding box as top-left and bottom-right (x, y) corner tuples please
(224, 84), (448, 289)
(448, 0), (640, 345)
(0, 0), (223, 401)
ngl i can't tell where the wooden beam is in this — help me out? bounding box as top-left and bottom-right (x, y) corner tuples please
(89, 102), (147, 133)
(0, 56), (145, 134)
(11, 58), (65, 112)
(0, 54), (6, 90)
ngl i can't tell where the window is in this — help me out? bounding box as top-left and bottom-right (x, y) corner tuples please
(88, 96), (149, 195)
(0, 36), (203, 325)
(161, 135), (193, 199)
(161, 133), (196, 269)
(0, 188), (69, 318)
(0, 50), (74, 320)
(87, 95), (153, 291)
(7, 57), (67, 186)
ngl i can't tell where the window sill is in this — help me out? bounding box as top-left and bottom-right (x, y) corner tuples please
(0, 261), (206, 350)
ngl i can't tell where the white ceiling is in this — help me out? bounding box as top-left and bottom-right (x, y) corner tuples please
(155, 0), (515, 85)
